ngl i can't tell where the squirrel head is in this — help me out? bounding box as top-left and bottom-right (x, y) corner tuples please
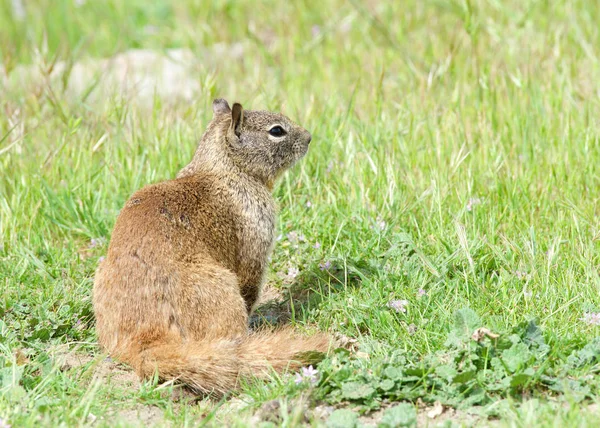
(211, 98), (312, 186)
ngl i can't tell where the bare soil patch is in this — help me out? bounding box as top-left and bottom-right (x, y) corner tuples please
(56, 348), (140, 389)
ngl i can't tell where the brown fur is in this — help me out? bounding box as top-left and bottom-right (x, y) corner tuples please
(93, 99), (329, 395)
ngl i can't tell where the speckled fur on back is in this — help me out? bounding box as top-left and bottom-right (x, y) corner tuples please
(92, 99), (329, 396)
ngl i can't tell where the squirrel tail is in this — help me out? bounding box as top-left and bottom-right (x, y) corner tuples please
(128, 328), (331, 395)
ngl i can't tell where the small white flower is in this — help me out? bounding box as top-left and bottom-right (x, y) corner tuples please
(319, 260), (331, 271)
(311, 25), (321, 38)
(387, 299), (408, 313)
(581, 312), (600, 326)
(89, 237), (106, 248)
(287, 267), (300, 280)
(514, 270), (529, 280)
(143, 25), (159, 35)
(466, 197), (482, 211)
(295, 365), (319, 385)
(369, 216), (387, 231)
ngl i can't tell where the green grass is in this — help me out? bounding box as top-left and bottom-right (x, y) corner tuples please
(2, 0), (600, 426)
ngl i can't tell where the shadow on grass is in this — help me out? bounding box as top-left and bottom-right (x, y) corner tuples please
(249, 258), (376, 330)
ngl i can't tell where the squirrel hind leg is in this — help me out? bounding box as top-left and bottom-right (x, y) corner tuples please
(123, 264), (250, 395)
(175, 262), (249, 341)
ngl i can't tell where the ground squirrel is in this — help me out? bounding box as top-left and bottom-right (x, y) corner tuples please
(92, 99), (330, 395)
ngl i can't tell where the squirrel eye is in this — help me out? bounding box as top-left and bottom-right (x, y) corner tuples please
(269, 126), (286, 137)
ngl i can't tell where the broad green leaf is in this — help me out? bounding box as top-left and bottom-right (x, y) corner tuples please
(502, 343), (532, 373)
(341, 381), (376, 400)
(445, 308), (481, 348)
(380, 403), (417, 427)
(326, 409), (358, 428)
(435, 364), (457, 382)
(379, 379), (395, 391)
(384, 366), (403, 380)
(453, 308), (481, 336)
(453, 370), (476, 384)
(567, 337), (600, 368)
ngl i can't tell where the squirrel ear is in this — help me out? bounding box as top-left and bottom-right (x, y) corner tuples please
(212, 99), (231, 116)
(230, 103), (244, 137)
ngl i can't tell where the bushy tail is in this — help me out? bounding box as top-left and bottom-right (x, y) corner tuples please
(128, 328), (331, 395)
